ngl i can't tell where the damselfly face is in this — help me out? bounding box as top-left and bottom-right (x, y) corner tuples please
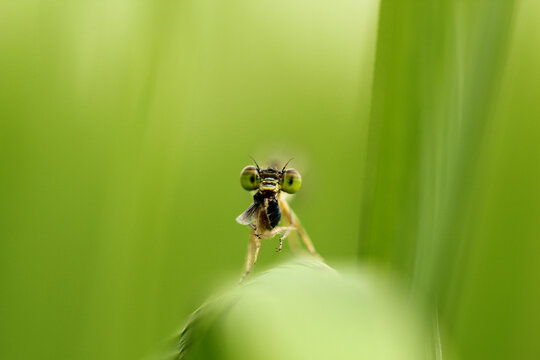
(239, 164), (302, 195)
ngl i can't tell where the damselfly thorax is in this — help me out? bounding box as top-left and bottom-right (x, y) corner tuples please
(252, 191), (281, 231)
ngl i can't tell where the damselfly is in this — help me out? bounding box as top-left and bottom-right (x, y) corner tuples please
(236, 159), (322, 281)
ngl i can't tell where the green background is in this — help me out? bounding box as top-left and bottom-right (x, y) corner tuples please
(1, 0), (539, 359)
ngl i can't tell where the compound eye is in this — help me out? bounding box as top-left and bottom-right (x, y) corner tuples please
(280, 169), (302, 194)
(240, 166), (260, 190)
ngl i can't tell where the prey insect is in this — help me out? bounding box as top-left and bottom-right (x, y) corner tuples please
(236, 159), (322, 282)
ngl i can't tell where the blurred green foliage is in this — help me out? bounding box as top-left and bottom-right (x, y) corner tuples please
(0, 0), (539, 359)
(175, 259), (429, 360)
(362, 1), (540, 359)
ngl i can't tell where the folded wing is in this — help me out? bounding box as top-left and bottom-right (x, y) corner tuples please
(236, 203), (260, 225)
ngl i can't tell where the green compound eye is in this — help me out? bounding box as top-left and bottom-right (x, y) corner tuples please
(280, 169), (302, 194)
(240, 166), (260, 190)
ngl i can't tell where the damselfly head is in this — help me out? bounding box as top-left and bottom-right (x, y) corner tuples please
(240, 160), (302, 194)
